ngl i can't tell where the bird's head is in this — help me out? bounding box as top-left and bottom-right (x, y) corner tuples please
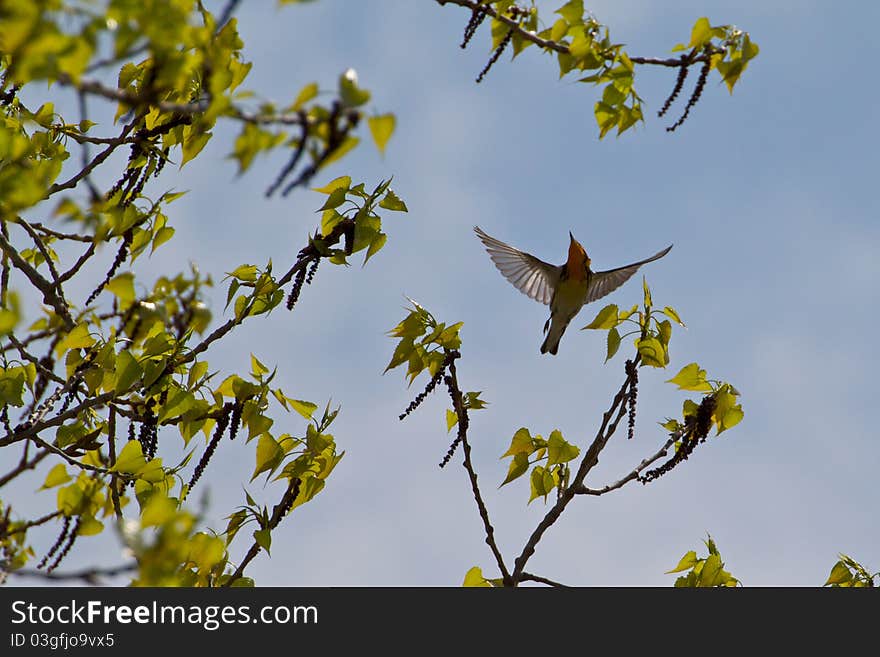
(567, 232), (590, 279)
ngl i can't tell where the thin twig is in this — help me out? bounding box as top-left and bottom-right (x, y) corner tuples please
(28, 434), (115, 477)
(48, 115), (141, 196)
(574, 434), (679, 496)
(0, 390), (115, 448)
(447, 356), (511, 585)
(6, 334), (65, 385)
(520, 572), (569, 587)
(76, 89), (102, 200)
(21, 222), (93, 243)
(57, 241), (97, 284)
(8, 563), (135, 584)
(0, 228), (74, 330)
(14, 218), (65, 297)
(222, 479), (301, 587)
(0, 509), (61, 536)
(0, 448), (50, 488)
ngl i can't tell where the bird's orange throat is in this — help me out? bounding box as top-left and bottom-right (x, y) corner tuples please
(566, 238), (590, 282)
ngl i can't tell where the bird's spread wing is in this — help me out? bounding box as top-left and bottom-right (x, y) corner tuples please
(586, 244), (673, 304)
(474, 226), (559, 306)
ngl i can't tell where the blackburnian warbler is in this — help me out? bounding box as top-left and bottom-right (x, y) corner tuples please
(475, 226), (672, 355)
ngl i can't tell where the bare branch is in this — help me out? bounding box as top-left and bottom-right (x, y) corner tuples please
(0, 226), (74, 330)
(47, 115), (140, 196)
(6, 334), (65, 385)
(0, 390), (114, 448)
(447, 356), (511, 584)
(0, 509), (61, 536)
(520, 572), (569, 587)
(14, 218), (65, 295)
(574, 434), (679, 496)
(8, 563), (135, 584)
(0, 446), (50, 488)
(29, 434), (116, 477)
(17, 222), (93, 243)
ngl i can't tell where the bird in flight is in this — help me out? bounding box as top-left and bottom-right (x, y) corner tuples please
(474, 226), (672, 355)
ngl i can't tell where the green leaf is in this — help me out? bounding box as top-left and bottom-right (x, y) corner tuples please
(234, 294), (249, 320)
(312, 175), (351, 195)
(666, 363), (713, 392)
(666, 550), (698, 574)
(254, 528), (272, 554)
(0, 370), (26, 406)
(642, 276), (652, 308)
(384, 337), (414, 374)
(228, 264), (258, 282)
(825, 561), (853, 586)
(462, 566), (491, 588)
(106, 273), (135, 307)
(252, 433), (284, 481)
(40, 463), (70, 489)
(157, 388), (197, 423)
(137, 458), (165, 483)
(582, 303), (618, 330)
(546, 430), (579, 466)
(501, 428), (534, 457)
(320, 186), (348, 211)
(338, 68), (371, 107)
(78, 516), (104, 536)
(605, 326), (621, 362)
(379, 189), (408, 212)
(661, 306), (686, 327)
(55, 323), (95, 357)
(114, 350), (142, 394)
(288, 399), (317, 419)
(688, 17), (713, 48)
(111, 440), (147, 474)
(700, 553), (723, 586)
(446, 409), (458, 433)
(528, 465), (554, 504)
(367, 113), (395, 155)
(181, 131), (211, 166)
(556, 0), (584, 25)
(250, 354), (270, 377)
(364, 232), (387, 265)
(637, 336), (665, 368)
(501, 453), (529, 487)
(151, 226), (175, 254)
(140, 494), (176, 527)
(291, 82), (319, 110)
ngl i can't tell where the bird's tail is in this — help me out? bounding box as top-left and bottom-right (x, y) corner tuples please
(540, 316), (569, 355)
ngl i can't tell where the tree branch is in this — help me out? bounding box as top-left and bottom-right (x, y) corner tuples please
(520, 572), (569, 587)
(436, 0), (709, 67)
(8, 563), (135, 584)
(0, 509), (61, 536)
(0, 445), (50, 488)
(447, 356), (511, 585)
(510, 357), (639, 583)
(574, 433), (680, 496)
(0, 226), (74, 330)
(47, 115), (140, 196)
(222, 478), (301, 587)
(0, 390), (114, 448)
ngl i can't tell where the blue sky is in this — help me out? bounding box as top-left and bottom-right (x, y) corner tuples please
(9, 0), (879, 586)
